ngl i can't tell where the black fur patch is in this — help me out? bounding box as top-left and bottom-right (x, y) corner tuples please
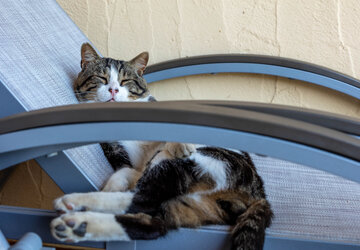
(127, 158), (196, 215)
(100, 142), (132, 170)
(216, 200), (240, 224)
(116, 215), (167, 240)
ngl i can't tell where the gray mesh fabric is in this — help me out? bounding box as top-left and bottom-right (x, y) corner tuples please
(0, 0), (113, 188)
(253, 154), (360, 244)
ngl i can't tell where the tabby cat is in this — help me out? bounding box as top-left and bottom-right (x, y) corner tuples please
(50, 43), (273, 250)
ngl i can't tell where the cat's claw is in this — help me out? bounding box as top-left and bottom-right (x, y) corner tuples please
(165, 143), (196, 158)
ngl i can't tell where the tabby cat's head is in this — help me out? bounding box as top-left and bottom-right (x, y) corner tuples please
(74, 43), (153, 103)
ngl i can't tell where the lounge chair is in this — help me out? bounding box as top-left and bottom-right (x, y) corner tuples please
(0, 1), (359, 249)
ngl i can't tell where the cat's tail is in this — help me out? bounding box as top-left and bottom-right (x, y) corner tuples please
(231, 198), (273, 250)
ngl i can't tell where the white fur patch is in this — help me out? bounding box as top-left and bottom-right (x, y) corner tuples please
(109, 66), (119, 87)
(190, 153), (228, 190)
(96, 84), (112, 102)
(110, 66), (130, 102)
(134, 95), (152, 102)
(121, 141), (144, 167)
(114, 87), (130, 102)
(188, 193), (202, 203)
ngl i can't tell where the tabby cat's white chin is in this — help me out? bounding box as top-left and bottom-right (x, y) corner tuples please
(103, 95), (154, 103)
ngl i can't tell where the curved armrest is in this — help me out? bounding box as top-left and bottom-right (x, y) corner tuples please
(1, 101), (359, 179)
(144, 54), (360, 99)
(1, 101), (359, 183)
(192, 100), (360, 136)
(1, 101), (359, 159)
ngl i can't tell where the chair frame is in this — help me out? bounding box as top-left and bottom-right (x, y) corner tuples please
(0, 55), (359, 249)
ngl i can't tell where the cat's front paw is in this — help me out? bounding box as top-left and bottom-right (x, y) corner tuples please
(102, 167), (141, 192)
(51, 212), (130, 242)
(165, 143), (196, 158)
(54, 194), (88, 214)
(102, 175), (129, 192)
(51, 213), (88, 242)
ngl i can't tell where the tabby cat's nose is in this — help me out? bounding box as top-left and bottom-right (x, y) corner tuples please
(108, 88), (119, 95)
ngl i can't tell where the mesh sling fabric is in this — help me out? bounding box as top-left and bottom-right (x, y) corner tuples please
(0, 0), (113, 188)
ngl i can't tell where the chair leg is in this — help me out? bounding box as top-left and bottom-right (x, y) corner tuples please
(0, 230), (10, 249)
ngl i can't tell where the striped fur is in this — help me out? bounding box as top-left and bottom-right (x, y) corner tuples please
(51, 44), (273, 250)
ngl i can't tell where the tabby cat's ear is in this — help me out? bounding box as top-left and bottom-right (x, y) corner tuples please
(130, 52), (149, 76)
(81, 43), (100, 69)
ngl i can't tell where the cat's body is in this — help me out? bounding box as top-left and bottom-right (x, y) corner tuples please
(50, 43), (273, 250)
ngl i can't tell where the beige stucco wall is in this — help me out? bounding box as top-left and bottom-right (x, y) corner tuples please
(57, 0), (360, 117)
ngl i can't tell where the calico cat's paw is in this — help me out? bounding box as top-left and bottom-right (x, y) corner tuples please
(102, 177), (129, 192)
(102, 167), (141, 192)
(165, 143), (196, 158)
(51, 212), (130, 242)
(51, 213), (88, 242)
(54, 194), (89, 214)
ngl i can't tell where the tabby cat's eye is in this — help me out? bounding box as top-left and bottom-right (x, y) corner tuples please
(96, 76), (108, 84)
(120, 79), (132, 86)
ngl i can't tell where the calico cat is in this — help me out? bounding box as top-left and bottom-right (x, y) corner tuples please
(50, 43), (273, 250)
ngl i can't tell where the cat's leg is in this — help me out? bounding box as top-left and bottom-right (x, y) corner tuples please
(54, 191), (134, 214)
(102, 167), (142, 192)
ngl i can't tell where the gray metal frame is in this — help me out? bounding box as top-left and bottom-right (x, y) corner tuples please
(147, 63), (360, 99)
(193, 100), (360, 136)
(1, 103), (359, 182)
(0, 82), (98, 192)
(1, 55), (360, 249)
(1, 120), (359, 181)
(144, 55), (360, 99)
